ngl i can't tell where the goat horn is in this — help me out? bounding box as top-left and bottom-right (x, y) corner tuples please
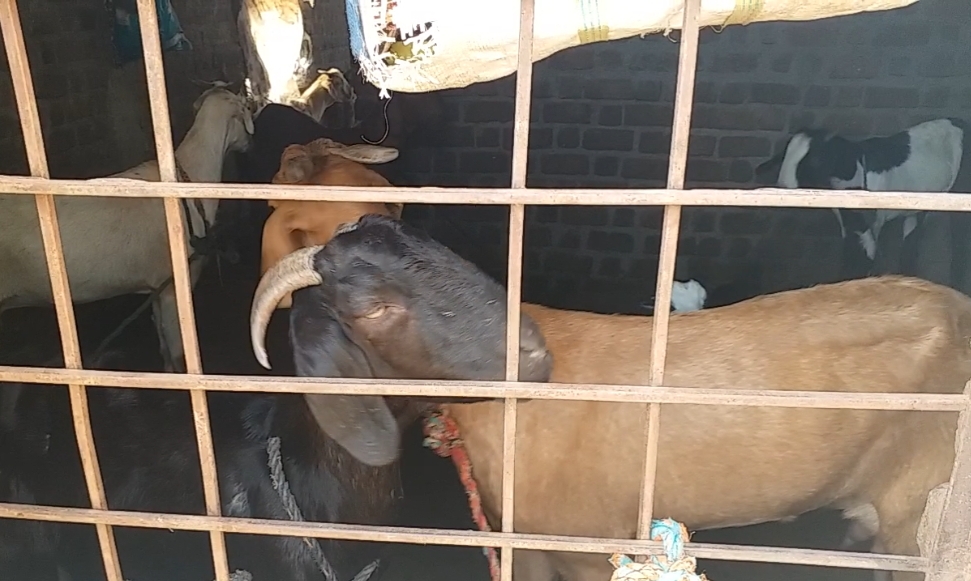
(250, 245), (325, 368)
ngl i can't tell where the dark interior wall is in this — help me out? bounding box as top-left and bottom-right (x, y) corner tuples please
(1, 0), (969, 309)
(0, 0), (350, 178)
(384, 0), (971, 309)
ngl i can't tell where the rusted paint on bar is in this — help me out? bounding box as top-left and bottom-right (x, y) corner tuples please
(925, 380), (971, 581)
(638, 0), (703, 541)
(502, 0), (536, 577)
(0, 364), (964, 410)
(0, 2), (125, 579)
(0, 501), (930, 573)
(8, 176), (971, 211)
(133, 0), (228, 578)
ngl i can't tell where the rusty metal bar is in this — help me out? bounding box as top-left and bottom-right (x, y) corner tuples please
(638, 0), (703, 540)
(0, 501), (931, 574)
(0, 365), (965, 410)
(501, 0), (536, 577)
(0, 2), (124, 579)
(925, 379), (971, 581)
(7, 177), (971, 211)
(132, 0), (229, 578)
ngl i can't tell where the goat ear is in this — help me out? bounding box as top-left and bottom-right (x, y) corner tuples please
(274, 145), (315, 183)
(332, 144), (399, 165)
(259, 209), (303, 307)
(304, 395), (400, 466)
(385, 203), (404, 219)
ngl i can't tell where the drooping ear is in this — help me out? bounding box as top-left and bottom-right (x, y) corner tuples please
(260, 209), (310, 308)
(334, 143), (398, 164)
(331, 144), (399, 165)
(385, 203), (404, 219)
(306, 137), (399, 165)
(304, 394), (400, 466)
(273, 144), (315, 184)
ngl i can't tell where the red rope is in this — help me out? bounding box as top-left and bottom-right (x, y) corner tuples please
(422, 406), (501, 581)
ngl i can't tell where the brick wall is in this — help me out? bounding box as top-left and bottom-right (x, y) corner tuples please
(3, 0), (970, 311)
(0, 0), (116, 178)
(389, 0), (971, 311)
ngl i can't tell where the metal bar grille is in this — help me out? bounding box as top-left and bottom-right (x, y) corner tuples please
(132, 0), (231, 577)
(501, 0), (537, 578)
(638, 0), (703, 539)
(1, 0), (970, 578)
(7, 177), (971, 209)
(0, 1), (125, 579)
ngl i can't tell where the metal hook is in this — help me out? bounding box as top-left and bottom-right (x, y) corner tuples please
(362, 97), (392, 145)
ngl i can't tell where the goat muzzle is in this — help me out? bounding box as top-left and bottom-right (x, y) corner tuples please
(250, 245), (325, 368)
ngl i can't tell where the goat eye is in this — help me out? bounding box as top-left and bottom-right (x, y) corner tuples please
(362, 305), (388, 319)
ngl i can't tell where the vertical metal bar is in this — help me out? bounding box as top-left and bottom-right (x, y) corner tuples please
(0, 1), (124, 580)
(637, 0), (703, 541)
(132, 1), (229, 579)
(925, 380), (971, 581)
(502, 0), (535, 578)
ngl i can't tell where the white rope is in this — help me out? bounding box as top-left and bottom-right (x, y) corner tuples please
(122, 438), (380, 581)
(266, 436), (381, 581)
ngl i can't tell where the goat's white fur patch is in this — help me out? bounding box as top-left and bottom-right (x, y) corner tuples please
(858, 230), (878, 260)
(671, 280), (706, 313)
(839, 503), (881, 548)
(226, 487), (251, 517)
(777, 133), (812, 190)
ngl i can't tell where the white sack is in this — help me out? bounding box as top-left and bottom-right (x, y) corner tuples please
(345, 0), (919, 96)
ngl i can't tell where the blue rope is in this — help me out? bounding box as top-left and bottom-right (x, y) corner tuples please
(609, 518), (708, 581)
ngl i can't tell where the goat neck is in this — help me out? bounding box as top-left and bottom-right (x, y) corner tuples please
(172, 118), (234, 232)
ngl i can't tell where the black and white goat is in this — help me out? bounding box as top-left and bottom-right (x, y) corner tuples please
(756, 118), (970, 265)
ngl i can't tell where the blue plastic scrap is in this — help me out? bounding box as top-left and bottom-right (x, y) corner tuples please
(107, 0), (192, 65)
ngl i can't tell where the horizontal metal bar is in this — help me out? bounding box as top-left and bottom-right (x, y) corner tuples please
(0, 366), (963, 411)
(0, 502), (927, 573)
(3, 176), (971, 211)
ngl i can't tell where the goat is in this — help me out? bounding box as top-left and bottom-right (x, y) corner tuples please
(236, 0), (316, 109)
(262, 139), (404, 308)
(258, 141), (703, 317)
(0, 288), (550, 581)
(238, 70), (441, 185)
(0, 85), (254, 373)
(251, 212), (971, 581)
(755, 119), (970, 285)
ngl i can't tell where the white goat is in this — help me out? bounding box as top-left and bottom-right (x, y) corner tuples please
(756, 118), (969, 261)
(0, 85), (254, 372)
(237, 0), (316, 108)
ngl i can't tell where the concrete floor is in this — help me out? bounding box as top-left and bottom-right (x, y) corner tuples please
(0, 204), (882, 581)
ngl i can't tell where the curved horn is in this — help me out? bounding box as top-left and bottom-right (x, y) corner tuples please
(250, 245), (325, 368)
(249, 242), (402, 467)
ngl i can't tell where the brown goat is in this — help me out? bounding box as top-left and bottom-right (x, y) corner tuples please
(250, 169), (969, 581)
(447, 283), (969, 581)
(261, 139), (403, 308)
